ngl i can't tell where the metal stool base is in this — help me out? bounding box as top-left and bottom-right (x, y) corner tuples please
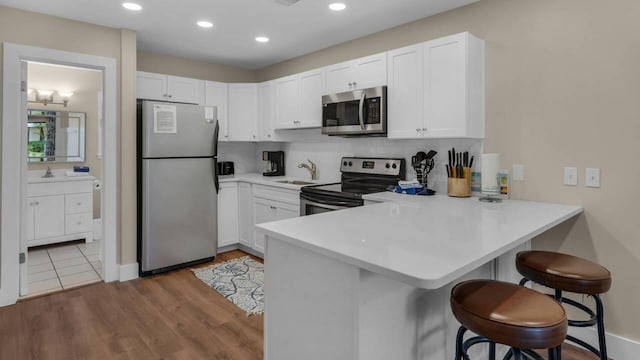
(455, 326), (559, 360)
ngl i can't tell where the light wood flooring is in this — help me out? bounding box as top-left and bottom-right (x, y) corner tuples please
(0, 250), (600, 359)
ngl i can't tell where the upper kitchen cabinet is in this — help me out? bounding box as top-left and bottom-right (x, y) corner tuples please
(136, 71), (204, 105)
(387, 32), (485, 139)
(274, 68), (326, 130)
(258, 81), (277, 141)
(297, 68), (326, 128)
(325, 52), (387, 94)
(228, 83), (259, 141)
(204, 81), (229, 141)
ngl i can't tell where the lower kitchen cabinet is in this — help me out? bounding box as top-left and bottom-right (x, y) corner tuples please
(217, 182), (238, 249)
(216, 181), (300, 257)
(252, 198), (299, 253)
(237, 182), (253, 247)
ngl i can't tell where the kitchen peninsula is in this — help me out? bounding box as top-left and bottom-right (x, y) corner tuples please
(256, 195), (582, 360)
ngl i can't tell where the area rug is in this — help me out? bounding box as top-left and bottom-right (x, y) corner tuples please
(192, 256), (264, 315)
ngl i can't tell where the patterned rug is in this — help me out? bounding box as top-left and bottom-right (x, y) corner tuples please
(192, 256), (264, 315)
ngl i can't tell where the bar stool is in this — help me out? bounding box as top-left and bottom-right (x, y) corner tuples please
(451, 280), (567, 360)
(516, 251), (612, 360)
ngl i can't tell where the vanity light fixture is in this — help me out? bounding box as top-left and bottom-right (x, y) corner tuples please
(329, 3), (346, 11)
(122, 2), (143, 11)
(197, 21), (214, 28)
(255, 36), (270, 43)
(30, 89), (73, 107)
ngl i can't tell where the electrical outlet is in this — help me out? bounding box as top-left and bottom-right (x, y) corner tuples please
(564, 167), (578, 186)
(512, 164), (524, 181)
(585, 168), (601, 188)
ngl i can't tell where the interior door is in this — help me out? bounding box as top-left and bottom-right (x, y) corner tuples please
(20, 61), (29, 296)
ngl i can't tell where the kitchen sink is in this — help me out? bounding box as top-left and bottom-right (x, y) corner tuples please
(276, 180), (315, 185)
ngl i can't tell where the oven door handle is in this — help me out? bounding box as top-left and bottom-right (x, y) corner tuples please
(358, 91), (366, 131)
(300, 193), (362, 208)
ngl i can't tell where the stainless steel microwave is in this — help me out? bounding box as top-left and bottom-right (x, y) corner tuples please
(321, 86), (387, 136)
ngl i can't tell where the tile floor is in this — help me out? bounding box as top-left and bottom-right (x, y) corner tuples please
(26, 240), (102, 297)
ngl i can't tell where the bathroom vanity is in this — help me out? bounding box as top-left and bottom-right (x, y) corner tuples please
(26, 173), (95, 247)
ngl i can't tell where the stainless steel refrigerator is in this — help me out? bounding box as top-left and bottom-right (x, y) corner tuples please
(137, 100), (219, 276)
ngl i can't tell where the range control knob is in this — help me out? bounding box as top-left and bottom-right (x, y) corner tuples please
(385, 163), (390, 169)
(343, 161), (347, 166)
(348, 161), (353, 166)
(392, 163), (397, 169)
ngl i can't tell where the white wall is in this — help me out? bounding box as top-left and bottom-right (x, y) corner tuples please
(218, 142), (259, 174)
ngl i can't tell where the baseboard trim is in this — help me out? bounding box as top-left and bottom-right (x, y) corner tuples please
(119, 263), (139, 282)
(218, 244), (240, 254)
(238, 244), (263, 259)
(568, 326), (640, 359)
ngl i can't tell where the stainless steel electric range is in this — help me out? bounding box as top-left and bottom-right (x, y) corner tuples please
(300, 157), (405, 216)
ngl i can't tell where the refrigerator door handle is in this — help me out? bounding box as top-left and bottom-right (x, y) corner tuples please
(213, 158), (219, 194)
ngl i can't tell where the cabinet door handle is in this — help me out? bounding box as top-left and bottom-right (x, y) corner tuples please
(352, 81), (357, 87)
(168, 94), (173, 98)
(35, 201), (39, 206)
(416, 128), (421, 133)
(77, 221), (82, 225)
(77, 202), (82, 206)
(270, 205), (277, 210)
(422, 128), (427, 132)
(348, 82), (353, 87)
(267, 134), (271, 138)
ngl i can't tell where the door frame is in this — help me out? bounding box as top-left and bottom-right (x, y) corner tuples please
(1, 43), (118, 305)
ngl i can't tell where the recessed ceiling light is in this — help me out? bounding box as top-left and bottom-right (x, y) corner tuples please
(255, 36), (270, 43)
(122, 2), (142, 11)
(329, 3), (346, 11)
(197, 21), (214, 28)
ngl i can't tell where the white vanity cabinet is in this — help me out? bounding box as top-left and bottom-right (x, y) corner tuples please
(26, 176), (94, 247)
(387, 32), (485, 139)
(136, 71), (205, 105)
(325, 52), (387, 94)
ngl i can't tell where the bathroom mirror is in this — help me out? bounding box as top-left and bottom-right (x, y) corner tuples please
(27, 109), (86, 163)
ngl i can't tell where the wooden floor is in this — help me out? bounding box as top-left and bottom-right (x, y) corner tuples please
(0, 250), (599, 359)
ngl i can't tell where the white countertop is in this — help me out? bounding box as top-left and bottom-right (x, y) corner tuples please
(256, 194), (582, 289)
(27, 169), (95, 184)
(219, 173), (337, 190)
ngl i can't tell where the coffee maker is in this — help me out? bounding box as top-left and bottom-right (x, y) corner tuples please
(262, 151), (285, 176)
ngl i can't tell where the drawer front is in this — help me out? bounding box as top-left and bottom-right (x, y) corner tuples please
(66, 213), (92, 234)
(28, 180), (93, 196)
(66, 193), (92, 214)
(253, 185), (300, 205)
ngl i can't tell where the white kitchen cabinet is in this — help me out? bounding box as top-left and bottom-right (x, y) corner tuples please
(250, 184), (300, 255)
(217, 182), (238, 249)
(26, 177), (94, 247)
(325, 52), (387, 94)
(258, 81), (277, 141)
(387, 32), (484, 139)
(228, 83), (259, 141)
(252, 198), (299, 253)
(136, 71), (204, 105)
(274, 68), (325, 130)
(238, 182), (253, 247)
(387, 44), (424, 139)
(274, 75), (299, 129)
(204, 81), (229, 141)
(297, 68), (326, 129)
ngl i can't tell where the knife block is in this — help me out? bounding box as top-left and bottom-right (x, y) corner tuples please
(448, 167), (471, 197)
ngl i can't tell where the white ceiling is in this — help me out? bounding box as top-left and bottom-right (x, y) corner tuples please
(1, 0), (478, 69)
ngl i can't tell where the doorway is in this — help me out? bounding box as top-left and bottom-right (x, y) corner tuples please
(23, 62), (104, 297)
(1, 43), (118, 306)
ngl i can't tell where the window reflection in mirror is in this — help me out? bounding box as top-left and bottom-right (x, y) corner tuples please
(27, 109), (86, 163)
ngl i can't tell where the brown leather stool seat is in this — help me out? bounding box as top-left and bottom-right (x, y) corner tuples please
(451, 280), (567, 356)
(516, 251), (612, 360)
(516, 251), (611, 295)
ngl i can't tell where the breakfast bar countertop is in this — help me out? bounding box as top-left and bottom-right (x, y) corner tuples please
(256, 195), (583, 289)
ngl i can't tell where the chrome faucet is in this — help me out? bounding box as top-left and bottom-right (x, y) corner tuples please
(298, 159), (317, 180)
(42, 166), (54, 178)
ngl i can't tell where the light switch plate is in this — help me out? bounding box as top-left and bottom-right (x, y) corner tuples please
(512, 164), (524, 181)
(585, 168), (601, 188)
(564, 167), (578, 186)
